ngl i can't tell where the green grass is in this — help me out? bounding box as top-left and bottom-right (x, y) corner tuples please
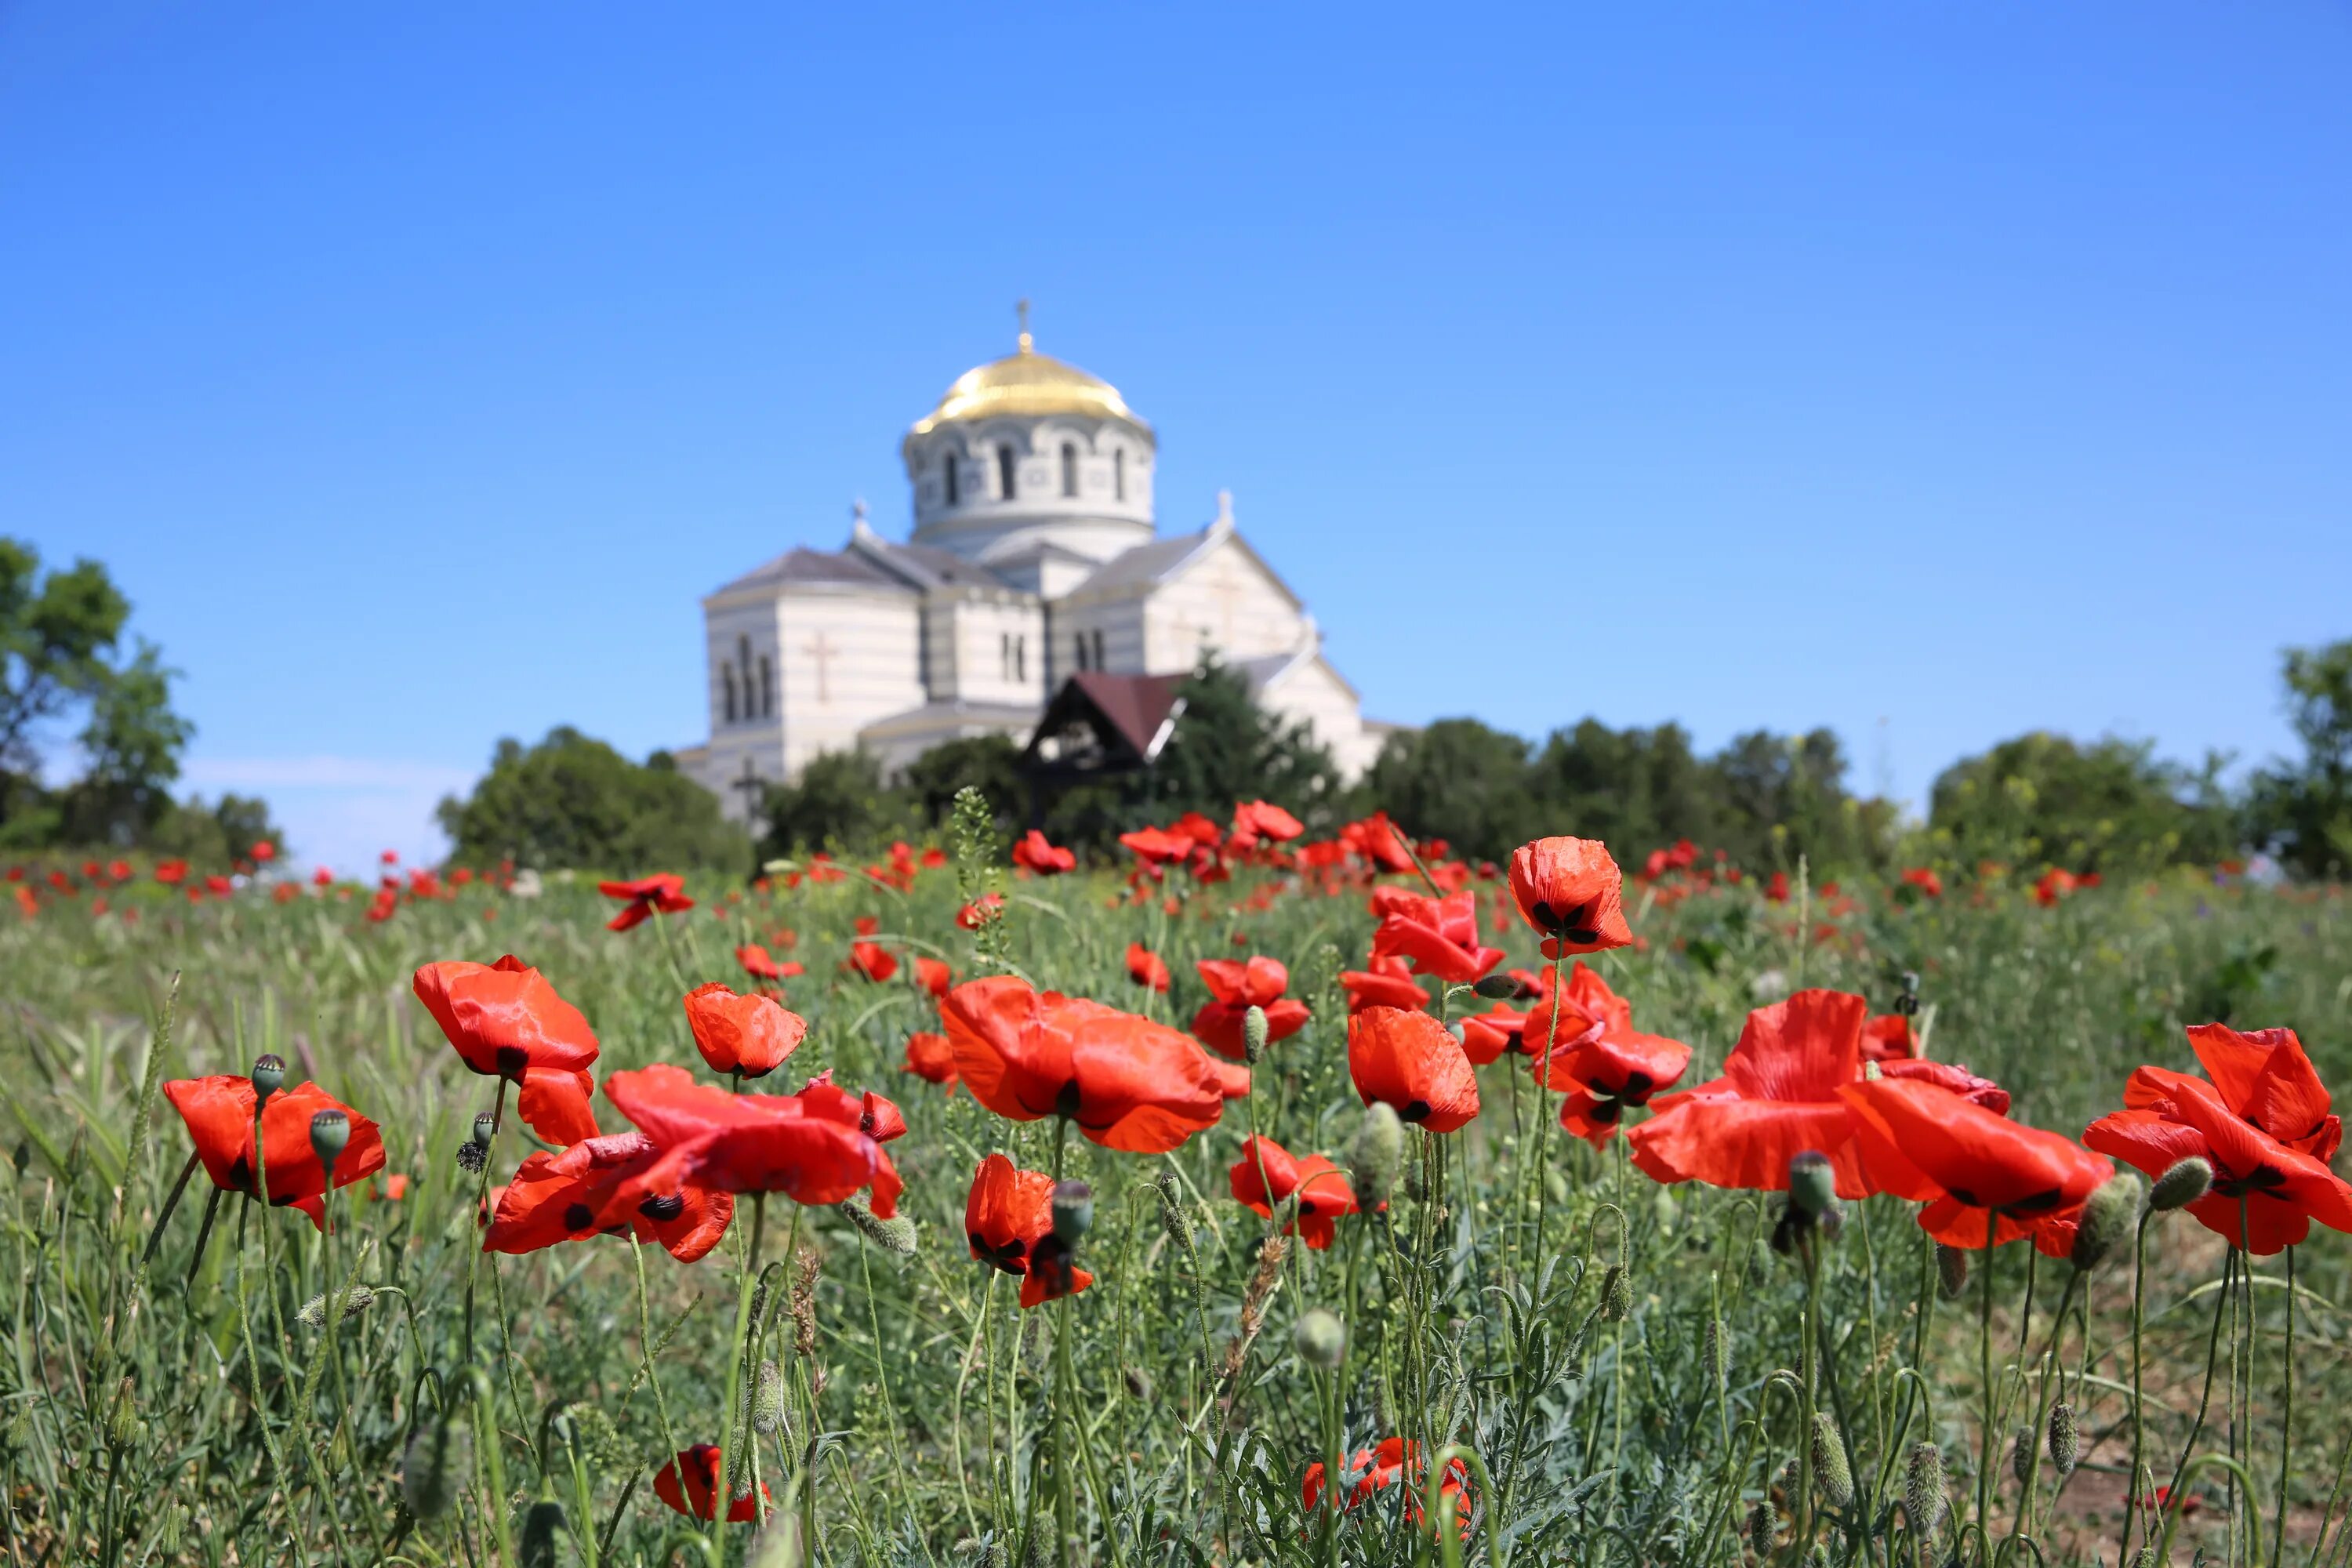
(1, 856), (2346, 1566)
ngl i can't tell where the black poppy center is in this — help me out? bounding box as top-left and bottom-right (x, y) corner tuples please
(563, 1202), (596, 1232)
(495, 1045), (530, 1078)
(1399, 1099), (1433, 1123)
(1054, 1080), (1084, 1119)
(638, 1192), (686, 1222)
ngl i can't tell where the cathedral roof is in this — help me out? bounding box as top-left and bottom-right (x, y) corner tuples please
(906, 332), (1150, 441)
(708, 546), (917, 600)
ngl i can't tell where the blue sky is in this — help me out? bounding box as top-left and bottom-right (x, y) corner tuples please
(5, 2), (2347, 870)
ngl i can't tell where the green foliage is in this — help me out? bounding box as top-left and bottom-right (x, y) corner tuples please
(1927, 731), (2235, 876)
(898, 732), (1026, 829)
(147, 793), (286, 867)
(755, 746), (913, 859)
(1365, 717), (1541, 859)
(2247, 637), (2352, 877)
(436, 724), (749, 873)
(56, 641), (194, 847)
(0, 536), (130, 771)
(1147, 652), (1345, 828)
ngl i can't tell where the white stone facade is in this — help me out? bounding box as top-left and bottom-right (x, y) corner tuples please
(684, 328), (1391, 819)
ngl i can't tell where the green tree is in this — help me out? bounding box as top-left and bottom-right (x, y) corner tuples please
(1526, 719), (1726, 865)
(0, 539), (131, 779)
(757, 748), (912, 859)
(149, 793), (289, 868)
(437, 726), (748, 873)
(899, 734), (1025, 830)
(1147, 652), (1345, 829)
(1928, 731), (2235, 876)
(1365, 717), (1540, 864)
(2246, 638), (2352, 877)
(1711, 728), (1889, 873)
(57, 641), (194, 846)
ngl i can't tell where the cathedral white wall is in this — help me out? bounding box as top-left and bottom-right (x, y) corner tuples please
(943, 597), (1048, 707)
(1053, 596), (1149, 675)
(1142, 537), (1305, 671)
(906, 416), (1155, 564)
(1262, 658), (1381, 782)
(775, 591), (926, 779)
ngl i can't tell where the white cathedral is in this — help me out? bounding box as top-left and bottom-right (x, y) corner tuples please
(678, 317), (1392, 821)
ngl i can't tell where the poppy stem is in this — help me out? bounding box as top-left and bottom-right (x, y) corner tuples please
(713, 1190), (767, 1549)
(461, 1076), (510, 1366)
(2274, 1243), (2294, 1568)
(184, 1181), (225, 1294)
(1793, 1231), (1819, 1561)
(1976, 1210), (1996, 1547)
(140, 1150), (201, 1267)
(1050, 1116), (1078, 1568)
(2118, 1210), (2151, 1567)
(2163, 1245), (2237, 1530)
(629, 1236), (686, 1515)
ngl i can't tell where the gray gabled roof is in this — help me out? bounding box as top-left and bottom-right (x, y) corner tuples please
(849, 530), (1012, 592)
(709, 545), (919, 601)
(1071, 527), (1212, 596)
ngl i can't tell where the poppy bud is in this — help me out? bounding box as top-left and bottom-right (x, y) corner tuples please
(1242, 1004), (1269, 1064)
(297, 1285), (377, 1328)
(250, 1054), (285, 1099)
(1598, 1263), (1632, 1323)
(1746, 1498), (1776, 1559)
(1151, 1170), (1195, 1252)
(1472, 973), (1521, 1000)
(2068, 1174), (2142, 1272)
(519, 1500), (568, 1568)
(1787, 1150), (1835, 1218)
(2151, 1156), (2213, 1212)
(1936, 1243), (1969, 1301)
(105, 1377), (138, 1451)
(1123, 1366), (1153, 1401)
(753, 1359), (785, 1436)
(1894, 971), (1921, 1018)
(1347, 1102), (1404, 1208)
(1293, 1308), (1346, 1369)
(2011, 1428), (2034, 1486)
(842, 1196), (919, 1256)
(1051, 1180), (1093, 1244)
(1904, 1441), (1947, 1542)
(308, 1109), (349, 1167)
(2048, 1399), (2078, 1477)
(1810, 1412), (1853, 1508)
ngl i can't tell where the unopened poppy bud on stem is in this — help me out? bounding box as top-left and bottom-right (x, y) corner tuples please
(2151, 1156), (2213, 1212)
(308, 1109), (349, 1166)
(1151, 1169), (1194, 1251)
(1293, 1307), (1346, 1368)
(2047, 1399), (2078, 1477)
(250, 1054), (285, 1099)
(105, 1377), (138, 1451)
(402, 1415), (468, 1519)
(1599, 1263), (1632, 1323)
(1904, 1442), (1947, 1542)
(1472, 973), (1520, 1000)
(1347, 1102), (1404, 1208)
(520, 1501), (568, 1568)
(1810, 1412), (1853, 1507)
(1745, 1498), (1776, 1559)
(753, 1360), (785, 1436)
(1936, 1243), (1969, 1301)
(1787, 1150), (1835, 1218)
(1051, 1179), (1092, 1243)
(1242, 1004), (1269, 1063)
(2068, 1174), (2142, 1272)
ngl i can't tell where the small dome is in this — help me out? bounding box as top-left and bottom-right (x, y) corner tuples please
(906, 336), (1151, 441)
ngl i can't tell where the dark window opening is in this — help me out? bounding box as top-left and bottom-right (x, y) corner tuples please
(942, 452), (959, 506)
(1060, 442), (1078, 497)
(997, 445), (1018, 499)
(1113, 448), (1126, 500)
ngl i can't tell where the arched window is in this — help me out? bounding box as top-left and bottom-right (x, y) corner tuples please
(1113, 448), (1126, 501)
(1060, 442), (1078, 497)
(997, 445), (1018, 499)
(759, 655), (774, 717)
(721, 663), (738, 724)
(942, 451), (959, 506)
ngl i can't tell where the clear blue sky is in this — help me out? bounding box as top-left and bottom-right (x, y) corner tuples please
(5, 3), (2347, 871)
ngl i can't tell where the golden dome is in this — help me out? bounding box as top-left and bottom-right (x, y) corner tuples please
(906, 333), (1151, 441)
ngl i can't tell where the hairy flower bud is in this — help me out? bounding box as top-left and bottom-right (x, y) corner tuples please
(753, 1359), (785, 1436)
(1472, 973), (1521, 1000)
(1703, 1310), (1727, 1392)
(104, 1377), (138, 1451)
(1051, 1180), (1093, 1244)
(2069, 1174), (2142, 1272)
(1122, 1366), (1153, 1402)
(308, 1109), (349, 1167)
(1293, 1308), (1346, 1369)
(2047, 1399), (2078, 1478)
(1598, 1263), (1632, 1323)
(1151, 1170), (1195, 1252)
(250, 1054), (286, 1099)
(1904, 1442), (1947, 1543)
(519, 1500), (568, 1568)
(843, 1196), (919, 1256)
(1810, 1412), (1853, 1508)
(1347, 1102), (1404, 1209)
(1936, 1243), (1969, 1301)
(2151, 1156), (2214, 1213)
(2012, 1428), (2034, 1486)
(1787, 1151), (1835, 1218)
(1243, 1004), (1269, 1064)
(297, 1285), (377, 1328)
(1746, 1498), (1776, 1559)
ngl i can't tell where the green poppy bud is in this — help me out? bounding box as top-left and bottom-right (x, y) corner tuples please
(1936, 1243), (1969, 1301)
(842, 1196), (919, 1256)
(250, 1054), (286, 1099)
(2151, 1156), (2214, 1212)
(104, 1377), (138, 1452)
(1472, 973), (1521, 1000)
(2069, 1174), (2142, 1272)
(1904, 1441), (1947, 1543)
(1243, 1004), (1269, 1064)
(1293, 1308), (1346, 1369)
(1152, 1170), (1194, 1251)
(753, 1359), (786, 1436)
(1746, 1498), (1776, 1559)
(2047, 1400), (2078, 1477)
(1051, 1180), (1093, 1243)
(1347, 1102), (1404, 1208)
(1787, 1150), (1835, 1218)
(401, 1415), (468, 1520)
(518, 1500), (568, 1568)
(1811, 1412), (1853, 1508)
(308, 1109), (349, 1167)
(1598, 1263), (1632, 1323)
(2012, 1428), (2034, 1486)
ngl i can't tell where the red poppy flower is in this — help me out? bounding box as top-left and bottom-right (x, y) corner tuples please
(601, 1065), (891, 1212)
(1348, 1006), (1479, 1133)
(1011, 830), (1077, 874)
(855, 1087), (907, 1142)
(1125, 942), (1171, 993)
(735, 943), (802, 983)
(1861, 1013), (1915, 1062)
(653, 1445), (768, 1522)
(1229, 1136), (1360, 1247)
(1879, 1057), (2009, 1114)
(683, 983), (808, 1080)
(1506, 837), (1634, 959)
(1341, 954), (1432, 1015)
(1228, 800), (1305, 852)
(941, 976), (1229, 1153)
(484, 1131), (734, 1261)
(1303, 1438), (1472, 1531)
(2084, 1025), (2352, 1254)
(205, 873), (234, 898)
(848, 940), (898, 983)
(1339, 813), (1417, 874)
(413, 956), (601, 1143)
(965, 1152), (1094, 1308)
(161, 1076), (387, 1229)
(914, 955), (953, 998)
(154, 858), (187, 886)
(1191, 957), (1312, 1062)
(1120, 826), (1192, 866)
(1764, 870), (1791, 904)
(956, 892), (1005, 930)
(1898, 867), (1944, 900)
(1628, 989), (1930, 1200)
(1521, 964), (1690, 1145)
(904, 1030), (960, 1091)
(597, 873), (694, 932)
(1457, 1003), (1528, 1064)
(2033, 868), (2078, 907)
(311, 866), (334, 887)
(1844, 1077), (2112, 1254)
(1369, 890), (1505, 985)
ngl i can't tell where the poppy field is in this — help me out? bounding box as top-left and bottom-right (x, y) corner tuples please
(4, 801), (2350, 1568)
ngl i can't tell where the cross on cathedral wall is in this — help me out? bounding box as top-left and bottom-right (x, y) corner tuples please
(801, 630), (840, 704)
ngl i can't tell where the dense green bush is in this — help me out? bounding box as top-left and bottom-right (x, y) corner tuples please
(435, 725), (749, 873)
